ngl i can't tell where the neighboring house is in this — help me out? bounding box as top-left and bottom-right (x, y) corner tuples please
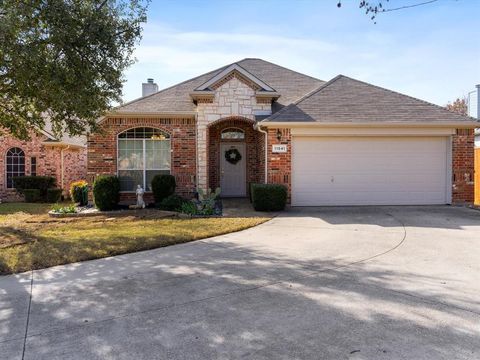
(0, 121), (87, 201)
(88, 58), (478, 206)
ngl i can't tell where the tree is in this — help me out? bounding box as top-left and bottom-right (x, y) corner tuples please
(446, 97), (468, 116)
(337, 0), (440, 23)
(0, 0), (148, 139)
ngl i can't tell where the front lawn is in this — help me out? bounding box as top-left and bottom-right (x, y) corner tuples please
(0, 203), (269, 274)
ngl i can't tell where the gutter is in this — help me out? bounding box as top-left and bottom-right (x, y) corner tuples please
(253, 123), (268, 184)
(258, 121), (479, 129)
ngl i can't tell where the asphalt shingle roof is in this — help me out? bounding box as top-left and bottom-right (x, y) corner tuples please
(116, 58), (325, 113)
(263, 75), (477, 124)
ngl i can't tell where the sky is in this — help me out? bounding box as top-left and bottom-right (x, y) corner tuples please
(122, 0), (480, 110)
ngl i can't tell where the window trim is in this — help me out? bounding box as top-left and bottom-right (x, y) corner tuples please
(221, 127), (245, 140)
(116, 127), (172, 193)
(5, 147), (25, 189)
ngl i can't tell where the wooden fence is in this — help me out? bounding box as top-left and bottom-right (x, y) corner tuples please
(475, 148), (480, 205)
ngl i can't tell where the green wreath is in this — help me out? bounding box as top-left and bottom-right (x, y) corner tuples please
(225, 148), (242, 165)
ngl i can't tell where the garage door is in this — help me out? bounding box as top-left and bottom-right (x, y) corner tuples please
(292, 136), (449, 206)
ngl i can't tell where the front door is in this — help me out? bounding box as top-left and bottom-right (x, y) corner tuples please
(220, 143), (246, 197)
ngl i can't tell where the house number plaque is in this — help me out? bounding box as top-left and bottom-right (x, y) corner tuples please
(272, 144), (287, 153)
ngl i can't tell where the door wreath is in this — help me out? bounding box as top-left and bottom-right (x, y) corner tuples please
(225, 148), (242, 165)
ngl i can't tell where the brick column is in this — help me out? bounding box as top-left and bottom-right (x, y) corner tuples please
(452, 129), (474, 203)
(267, 128), (291, 202)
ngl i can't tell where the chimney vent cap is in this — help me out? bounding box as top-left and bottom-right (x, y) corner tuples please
(147, 78), (154, 84)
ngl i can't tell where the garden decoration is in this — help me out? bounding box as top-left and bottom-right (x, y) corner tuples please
(136, 185), (146, 209)
(225, 148), (242, 165)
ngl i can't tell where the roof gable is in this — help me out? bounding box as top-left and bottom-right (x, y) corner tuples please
(113, 58), (324, 115)
(194, 63), (275, 92)
(263, 75), (478, 125)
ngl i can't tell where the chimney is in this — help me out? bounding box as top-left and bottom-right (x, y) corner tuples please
(142, 78), (158, 97)
(476, 84), (480, 119)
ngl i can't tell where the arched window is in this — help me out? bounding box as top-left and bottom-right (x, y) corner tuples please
(6, 147), (25, 188)
(117, 127), (171, 192)
(221, 128), (245, 140)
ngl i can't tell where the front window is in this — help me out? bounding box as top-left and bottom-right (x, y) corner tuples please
(6, 147), (25, 188)
(117, 127), (171, 192)
(221, 128), (245, 140)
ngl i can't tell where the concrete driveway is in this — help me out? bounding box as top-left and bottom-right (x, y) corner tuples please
(1, 206), (480, 360)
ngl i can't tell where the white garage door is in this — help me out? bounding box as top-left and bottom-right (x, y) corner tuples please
(292, 136), (449, 206)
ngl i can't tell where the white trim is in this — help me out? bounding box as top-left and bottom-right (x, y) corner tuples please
(291, 127), (456, 136)
(195, 64), (275, 92)
(116, 127), (172, 192)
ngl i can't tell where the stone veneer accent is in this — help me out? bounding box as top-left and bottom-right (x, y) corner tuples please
(196, 75), (271, 191)
(0, 130), (87, 200)
(87, 117), (196, 203)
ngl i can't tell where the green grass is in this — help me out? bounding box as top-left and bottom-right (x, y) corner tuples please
(0, 203), (269, 274)
(0, 202), (53, 215)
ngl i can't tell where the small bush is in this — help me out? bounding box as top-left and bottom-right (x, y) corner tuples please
(46, 188), (63, 203)
(70, 180), (89, 206)
(158, 194), (186, 211)
(151, 174), (176, 203)
(13, 176), (56, 199)
(51, 203), (77, 214)
(180, 201), (198, 215)
(251, 183), (287, 211)
(23, 189), (41, 203)
(93, 175), (120, 211)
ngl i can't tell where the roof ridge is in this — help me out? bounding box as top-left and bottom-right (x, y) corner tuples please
(336, 75), (479, 121)
(238, 58), (325, 83)
(234, 62), (277, 92)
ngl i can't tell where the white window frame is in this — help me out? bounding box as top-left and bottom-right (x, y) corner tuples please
(221, 127), (245, 140)
(117, 128), (172, 192)
(5, 147), (25, 189)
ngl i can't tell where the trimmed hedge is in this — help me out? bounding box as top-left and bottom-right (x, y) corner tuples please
(151, 174), (176, 203)
(93, 175), (120, 211)
(23, 189), (41, 203)
(46, 188), (63, 203)
(158, 194), (187, 211)
(70, 180), (89, 205)
(13, 176), (56, 199)
(251, 183), (287, 211)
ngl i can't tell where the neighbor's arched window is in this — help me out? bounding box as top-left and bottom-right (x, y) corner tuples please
(221, 128), (245, 140)
(117, 127), (171, 192)
(6, 147), (25, 189)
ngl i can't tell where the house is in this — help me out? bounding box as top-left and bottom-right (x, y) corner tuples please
(87, 58), (478, 206)
(0, 121), (87, 201)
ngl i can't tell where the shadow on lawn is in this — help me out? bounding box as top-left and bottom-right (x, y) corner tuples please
(0, 235), (479, 359)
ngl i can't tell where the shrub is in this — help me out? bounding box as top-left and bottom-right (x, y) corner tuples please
(70, 180), (89, 205)
(13, 176), (56, 199)
(180, 201), (198, 215)
(46, 188), (63, 203)
(51, 203), (77, 214)
(251, 183), (287, 211)
(93, 175), (120, 211)
(151, 174), (176, 203)
(23, 189), (41, 203)
(158, 194), (186, 211)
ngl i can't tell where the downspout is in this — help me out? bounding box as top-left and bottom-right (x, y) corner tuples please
(60, 145), (70, 195)
(253, 123), (268, 184)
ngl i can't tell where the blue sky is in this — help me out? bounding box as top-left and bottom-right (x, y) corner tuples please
(122, 0), (480, 109)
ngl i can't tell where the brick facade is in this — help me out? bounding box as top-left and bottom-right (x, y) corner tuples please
(452, 129), (475, 203)
(262, 127), (475, 205)
(207, 117), (264, 193)
(0, 130), (87, 201)
(87, 117), (196, 203)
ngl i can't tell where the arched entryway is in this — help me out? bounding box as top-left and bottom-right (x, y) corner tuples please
(207, 117), (264, 197)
